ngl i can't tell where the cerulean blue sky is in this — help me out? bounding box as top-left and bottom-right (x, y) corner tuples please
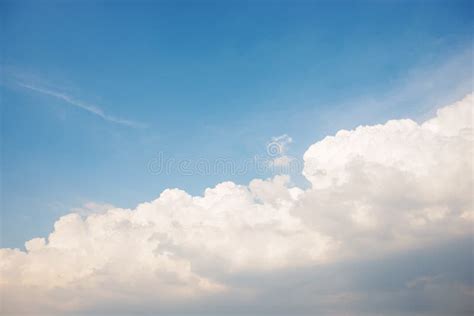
(1, 0), (473, 248)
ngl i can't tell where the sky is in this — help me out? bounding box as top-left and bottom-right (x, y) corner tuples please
(0, 0), (473, 315)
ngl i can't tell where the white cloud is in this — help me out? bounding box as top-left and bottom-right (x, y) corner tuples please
(70, 202), (117, 216)
(266, 134), (295, 169)
(300, 94), (473, 258)
(267, 134), (293, 155)
(0, 94), (472, 315)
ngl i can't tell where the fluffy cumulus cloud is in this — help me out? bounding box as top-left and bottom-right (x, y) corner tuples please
(1, 94), (473, 315)
(301, 94), (473, 259)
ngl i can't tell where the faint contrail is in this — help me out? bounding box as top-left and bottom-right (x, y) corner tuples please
(17, 82), (147, 128)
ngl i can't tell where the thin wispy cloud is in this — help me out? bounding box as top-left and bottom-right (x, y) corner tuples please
(17, 82), (146, 128)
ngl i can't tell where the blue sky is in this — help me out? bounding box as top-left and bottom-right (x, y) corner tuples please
(1, 0), (473, 249)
